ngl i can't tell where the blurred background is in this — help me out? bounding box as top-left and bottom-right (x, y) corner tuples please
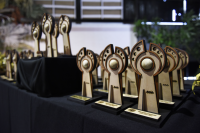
(0, 0), (200, 77)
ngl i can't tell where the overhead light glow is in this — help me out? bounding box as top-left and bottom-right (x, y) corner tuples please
(172, 9), (176, 21)
(141, 22), (187, 25)
(183, 0), (187, 14)
(178, 13), (181, 16)
(163, 0), (167, 2)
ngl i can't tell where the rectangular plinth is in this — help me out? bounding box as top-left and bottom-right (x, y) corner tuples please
(123, 94), (138, 99)
(17, 57), (82, 97)
(68, 93), (103, 105)
(124, 108), (161, 120)
(92, 99), (134, 115)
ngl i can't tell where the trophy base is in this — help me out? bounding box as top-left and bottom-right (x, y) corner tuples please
(67, 93), (103, 105)
(121, 91), (191, 128)
(0, 75), (15, 82)
(92, 99), (134, 115)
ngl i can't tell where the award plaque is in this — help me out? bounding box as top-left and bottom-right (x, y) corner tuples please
(92, 44), (134, 115)
(31, 21), (42, 57)
(42, 13), (55, 57)
(68, 47), (102, 104)
(52, 23), (59, 57)
(149, 43), (174, 105)
(174, 48), (189, 92)
(12, 50), (19, 80)
(123, 47), (139, 99)
(165, 46), (182, 97)
(59, 15), (72, 55)
(92, 54), (99, 86)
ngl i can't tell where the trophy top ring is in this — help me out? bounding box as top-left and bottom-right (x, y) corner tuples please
(31, 21), (42, 40)
(59, 15), (72, 35)
(41, 13), (55, 34)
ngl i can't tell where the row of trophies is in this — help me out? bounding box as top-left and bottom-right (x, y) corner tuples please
(1, 49), (34, 81)
(1, 13), (190, 121)
(76, 41), (189, 119)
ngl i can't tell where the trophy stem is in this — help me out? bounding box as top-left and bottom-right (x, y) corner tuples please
(46, 34), (53, 57)
(103, 71), (109, 90)
(179, 69), (185, 91)
(158, 71), (173, 101)
(108, 74), (122, 105)
(138, 75), (158, 113)
(172, 70), (181, 95)
(63, 33), (72, 55)
(82, 73), (93, 98)
(125, 68), (138, 95)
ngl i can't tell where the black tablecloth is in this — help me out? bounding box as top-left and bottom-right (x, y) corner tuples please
(0, 79), (199, 133)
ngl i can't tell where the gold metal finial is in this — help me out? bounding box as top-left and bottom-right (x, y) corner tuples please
(141, 58), (153, 70)
(82, 59), (90, 69)
(109, 59), (119, 70)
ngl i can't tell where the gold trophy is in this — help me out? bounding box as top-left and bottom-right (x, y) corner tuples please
(68, 47), (102, 104)
(31, 21), (42, 57)
(52, 23), (59, 57)
(93, 44), (134, 114)
(123, 40), (165, 120)
(123, 46), (139, 99)
(42, 13), (54, 57)
(92, 54), (99, 86)
(150, 43), (175, 105)
(165, 46), (182, 97)
(174, 48), (189, 92)
(12, 49), (18, 80)
(27, 50), (34, 59)
(59, 15), (72, 55)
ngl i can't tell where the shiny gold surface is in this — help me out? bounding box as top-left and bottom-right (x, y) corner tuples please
(82, 59), (90, 69)
(109, 59), (118, 70)
(95, 100), (121, 109)
(159, 100), (175, 105)
(141, 58), (153, 70)
(70, 95), (90, 101)
(125, 108), (161, 120)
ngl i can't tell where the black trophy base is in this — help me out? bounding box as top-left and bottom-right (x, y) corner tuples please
(67, 93), (103, 105)
(160, 91), (190, 109)
(121, 91), (191, 128)
(121, 107), (171, 128)
(92, 99), (134, 115)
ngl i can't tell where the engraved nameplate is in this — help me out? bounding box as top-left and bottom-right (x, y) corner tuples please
(125, 108), (161, 120)
(123, 94), (138, 98)
(172, 80), (177, 82)
(70, 95), (90, 101)
(159, 100), (175, 105)
(146, 91), (154, 94)
(163, 84), (169, 86)
(95, 100), (121, 109)
(94, 89), (108, 93)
